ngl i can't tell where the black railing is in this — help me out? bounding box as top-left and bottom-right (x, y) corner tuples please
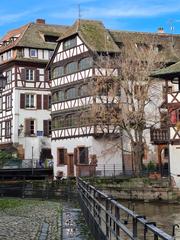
(78, 178), (173, 240)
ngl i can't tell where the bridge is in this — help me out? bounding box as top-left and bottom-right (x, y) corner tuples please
(77, 178), (175, 240)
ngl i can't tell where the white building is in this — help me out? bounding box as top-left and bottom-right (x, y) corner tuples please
(48, 19), (180, 178)
(0, 19), (68, 166)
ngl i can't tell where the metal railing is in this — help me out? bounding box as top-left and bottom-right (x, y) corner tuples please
(150, 128), (169, 144)
(78, 178), (174, 240)
(1, 158), (53, 169)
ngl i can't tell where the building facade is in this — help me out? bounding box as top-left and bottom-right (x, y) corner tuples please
(152, 61), (180, 187)
(49, 19), (180, 178)
(0, 19), (68, 166)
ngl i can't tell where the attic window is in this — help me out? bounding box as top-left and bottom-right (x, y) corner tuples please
(63, 37), (77, 50)
(44, 35), (59, 43)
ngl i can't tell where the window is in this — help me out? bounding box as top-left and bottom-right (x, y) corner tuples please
(66, 62), (77, 74)
(74, 146), (89, 165)
(25, 119), (35, 136)
(52, 66), (64, 79)
(63, 37), (76, 50)
(5, 120), (11, 138)
(6, 70), (12, 83)
(48, 96), (51, 109)
(7, 51), (12, 59)
(44, 35), (59, 43)
(30, 49), (37, 57)
(53, 116), (64, 129)
(66, 87), (76, 99)
(79, 57), (92, 70)
(25, 94), (35, 108)
(6, 94), (12, 109)
(26, 69), (34, 81)
(57, 148), (67, 165)
(162, 86), (172, 99)
(65, 114), (78, 128)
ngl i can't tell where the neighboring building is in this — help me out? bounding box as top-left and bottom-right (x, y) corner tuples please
(151, 61), (180, 187)
(48, 19), (180, 178)
(0, 19), (68, 166)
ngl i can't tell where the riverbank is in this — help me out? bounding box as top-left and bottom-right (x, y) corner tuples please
(86, 176), (180, 203)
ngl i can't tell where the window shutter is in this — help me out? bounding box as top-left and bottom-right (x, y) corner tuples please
(64, 149), (68, 165)
(84, 147), (89, 164)
(25, 119), (31, 136)
(37, 94), (42, 109)
(43, 120), (48, 136)
(20, 94), (25, 109)
(43, 95), (48, 109)
(21, 68), (26, 80)
(35, 69), (39, 81)
(74, 148), (78, 165)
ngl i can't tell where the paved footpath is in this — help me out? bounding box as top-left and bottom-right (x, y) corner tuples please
(0, 199), (61, 240)
(0, 199), (93, 240)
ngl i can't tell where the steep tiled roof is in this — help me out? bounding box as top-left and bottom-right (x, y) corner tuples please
(0, 21), (69, 53)
(152, 61), (180, 77)
(110, 30), (180, 63)
(59, 19), (120, 53)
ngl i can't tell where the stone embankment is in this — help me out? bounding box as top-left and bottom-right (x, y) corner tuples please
(88, 177), (180, 202)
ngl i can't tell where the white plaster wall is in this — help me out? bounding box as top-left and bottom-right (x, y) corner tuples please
(12, 89), (51, 160)
(169, 145), (180, 188)
(52, 136), (122, 177)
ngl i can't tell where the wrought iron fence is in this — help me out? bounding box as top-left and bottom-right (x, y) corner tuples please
(78, 178), (174, 240)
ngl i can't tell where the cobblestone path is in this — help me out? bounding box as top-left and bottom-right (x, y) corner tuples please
(0, 199), (61, 240)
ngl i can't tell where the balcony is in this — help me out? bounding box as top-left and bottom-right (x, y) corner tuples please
(150, 128), (169, 144)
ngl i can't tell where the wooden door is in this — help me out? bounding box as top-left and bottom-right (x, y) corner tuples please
(67, 153), (74, 177)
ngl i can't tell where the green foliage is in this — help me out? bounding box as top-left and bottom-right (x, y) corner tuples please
(147, 161), (157, 172)
(0, 150), (21, 168)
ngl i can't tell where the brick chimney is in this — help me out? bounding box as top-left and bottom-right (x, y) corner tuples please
(36, 19), (46, 24)
(157, 27), (164, 34)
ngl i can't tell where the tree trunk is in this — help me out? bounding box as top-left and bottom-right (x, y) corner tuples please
(131, 141), (144, 176)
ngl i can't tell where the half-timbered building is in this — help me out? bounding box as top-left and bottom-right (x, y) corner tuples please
(151, 61), (180, 187)
(0, 19), (68, 165)
(48, 19), (180, 178)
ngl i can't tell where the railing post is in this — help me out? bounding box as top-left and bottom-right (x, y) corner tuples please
(104, 165), (106, 177)
(115, 206), (120, 239)
(133, 217), (138, 238)
(113, 164), (115, 177)
(106, 198), (110, 239)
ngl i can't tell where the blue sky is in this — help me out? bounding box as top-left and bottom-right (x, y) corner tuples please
(0, 0), (180, 37)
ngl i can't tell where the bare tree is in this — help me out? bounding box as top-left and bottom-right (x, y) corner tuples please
(90, 42), (164, 175)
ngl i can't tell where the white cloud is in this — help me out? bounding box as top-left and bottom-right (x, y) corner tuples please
(49, 0), (180, 19)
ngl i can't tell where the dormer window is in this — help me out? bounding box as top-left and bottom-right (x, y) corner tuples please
(30, 49), (37, 58)
(63, 37), (77, 50)
(79, 57), (93, 70)
(44, 35), (59, 43)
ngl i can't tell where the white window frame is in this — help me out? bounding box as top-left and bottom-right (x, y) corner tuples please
(26, 69), (34, 81)
(25, 94), (35, 108)
(30, 49), (38, 58)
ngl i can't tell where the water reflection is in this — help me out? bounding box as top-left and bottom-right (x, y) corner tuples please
(120, 200), (180, 239)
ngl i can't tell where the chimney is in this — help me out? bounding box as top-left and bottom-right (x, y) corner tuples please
(36, 19), (46, 24)
(157, 27), (164, 34)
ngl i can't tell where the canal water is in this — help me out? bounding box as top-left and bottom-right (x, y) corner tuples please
(120, 200), (180, 239)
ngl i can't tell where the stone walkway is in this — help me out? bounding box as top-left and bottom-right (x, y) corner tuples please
(0, 199), (61, 240)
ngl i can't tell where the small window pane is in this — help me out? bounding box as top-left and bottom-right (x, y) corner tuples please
(66, 87), (76, 99)
(30, 49), (37, 57)
(63, 37), (76, 50)
(66, 62), (77, 75)
(52, 66), (64, 78)
(79, 57), (92, 70)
